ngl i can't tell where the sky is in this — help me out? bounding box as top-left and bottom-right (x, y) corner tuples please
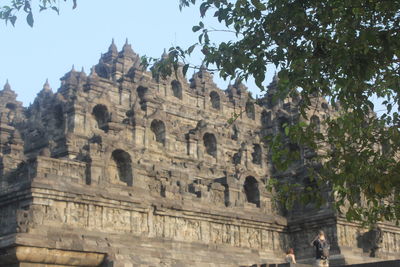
(0, 1), (271, 106)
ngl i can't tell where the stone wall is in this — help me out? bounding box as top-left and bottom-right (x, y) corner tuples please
(0, 40), (399, 266)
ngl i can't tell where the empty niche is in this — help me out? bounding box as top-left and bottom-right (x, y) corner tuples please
(95, 64), (111, 79)
(150, 119), (166, 145)
(261, 110), (271, 128)
(310, 115), (321, 132)
(244, 176), (260, 207)
(109, 149), (133, 186)
(231, 124), (239, 140)
(54, 105), (64, 128)
(252, 144), (262, 165)
(233, 152), (241, 165)
(203, 133), (217, 157)
(209, 91), (220, 109)
(245, 101), (255, 120)
(171, 80), (182, 99)
(321, 102), (329, 110)
(92, 104), (109, 132)
(5, 102), (16, 123)
(137, 86), (148, 111)
(5, 103), (16, 110)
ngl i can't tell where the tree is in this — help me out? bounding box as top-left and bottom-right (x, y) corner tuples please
(0, 0), (76, 27)
(177, 0), (400, 225)
(1, 0), (399, 224)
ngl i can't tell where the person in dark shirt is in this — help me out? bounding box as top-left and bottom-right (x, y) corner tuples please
(311, 230), (330, 267)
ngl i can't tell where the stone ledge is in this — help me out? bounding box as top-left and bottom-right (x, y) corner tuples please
(0, 246), (105, 266)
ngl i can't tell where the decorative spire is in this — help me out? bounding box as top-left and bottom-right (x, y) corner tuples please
(272, 71), (279, 83)
(121, 38), (135, 56)
(43, 78), (51, 91)
(233, 78), (248, 93)
(108, 38), (118, 54)
(90, 66), (96, 75)
(3, 79), (11, 91)
(267, 71), (279, 93)
(89, 66), (98, 80)
(161, 48), (168, 59)
(78, 67), (87, 80)
(1, 79), (17, 99)
(71, 64), (76, 72)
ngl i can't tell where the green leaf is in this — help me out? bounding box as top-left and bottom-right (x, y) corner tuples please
(192, 25), (201, 32)
(199, 2), (209, 17)
(9, 15), (16, 26)
(187, 44), (196, 54)
(26, 11), (34, 27)
(51, 6), (59, 15)
(251, 0), (266, 11)
(182, 64), (189, 76)
(284, 126), (289, 136)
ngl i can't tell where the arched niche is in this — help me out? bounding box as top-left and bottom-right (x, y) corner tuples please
(310, 115), (321, 132)
(231, 124), (239, 140)
(233, 152), (241, 165)
(244, 176), (260, 207)
(137, 86), (148, 111)
(252, 144), (262, 165)
(109, 149), (133, 186)
(209, 91), (220, 109)
(171, 80), (182, 99)
(95, 64), (111, 79)
(92, 104), (109, 132)
(203, 133), (217, 158)
(5, 102), (17, 124)
(5, 103), (16, 110)
(54, 104), (64, 128)
(150, 119), (166, 145)
(261, 110), (271, 128)
(321, 102), (329, 110)
(245, 101), (255, 120)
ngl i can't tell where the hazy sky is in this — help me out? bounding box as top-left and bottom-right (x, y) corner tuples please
(0, 1), (271, 106)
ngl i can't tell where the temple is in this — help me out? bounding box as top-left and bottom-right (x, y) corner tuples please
(0, 40), (399, 266)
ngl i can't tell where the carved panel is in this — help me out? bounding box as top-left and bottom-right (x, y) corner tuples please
(32, 199), (287, 254)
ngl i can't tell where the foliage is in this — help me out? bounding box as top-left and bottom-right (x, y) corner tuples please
(140, 45), (198, 81)
(1, 0), (399, 225)
(179, 0), (400, 225)
(0, 0), (76, 27)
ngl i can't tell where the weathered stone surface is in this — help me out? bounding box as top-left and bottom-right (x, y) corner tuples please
(0, 246), (105, 266)
(0, 41), (399, 266)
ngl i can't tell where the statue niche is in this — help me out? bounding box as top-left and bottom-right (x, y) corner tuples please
(150, 119), (166, 146)
(210, 91), (220, 110)
(92, 104), (110, 132)
(171, 80), (182, 99)
(244, 176), (260, 207)
(203, 133), (217, 158)
(108, 149), (133, 186)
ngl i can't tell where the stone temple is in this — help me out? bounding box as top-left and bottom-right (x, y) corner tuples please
(0, 40), (399, 267)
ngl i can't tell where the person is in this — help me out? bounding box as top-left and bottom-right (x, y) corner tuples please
(311, 230), (330, 267)
(285, 248), (297, 264)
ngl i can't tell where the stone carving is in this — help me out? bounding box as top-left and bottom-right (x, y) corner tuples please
(0, 40), (399, 266)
